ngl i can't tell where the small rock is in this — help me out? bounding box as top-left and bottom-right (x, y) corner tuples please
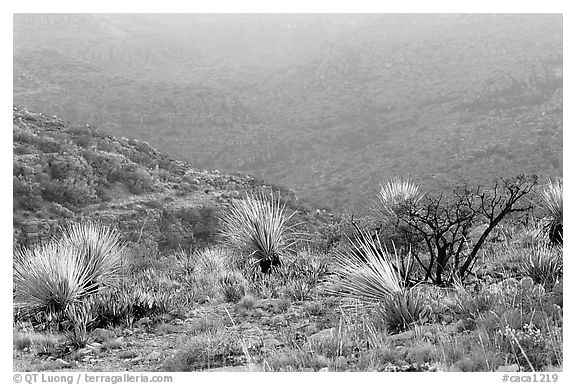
(205, 365), (262, 372)
(136, 317), (152, 327)
(77, 348), (93, 356)
(86, 344), (101, 355)
(532, 284), (546, 296)
(263, 338), (281, 350)
(309, 328), (336, 344)
(55, 358), (71, 368)
(118, 350), (139, 359)
(496, 364), (520, 372)
(388, 329), (416, 342)
(270, 315), (287, 326)
(92, 328), (117, 342)
(104, 338), (124, 349)
(319, 367), (329, 372)
(520, 276), (534, 289)
(501, 277), (519, 289)
(147, 351), (162, 361)
(129, 356), (143, 364)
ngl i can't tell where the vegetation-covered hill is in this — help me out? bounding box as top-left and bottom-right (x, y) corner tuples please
(12, 109), (563, 374)
(13, 14), (563, 210)
(12, 107), (335, 252)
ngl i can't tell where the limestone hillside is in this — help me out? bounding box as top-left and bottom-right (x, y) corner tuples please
(13, 107), (335, 252)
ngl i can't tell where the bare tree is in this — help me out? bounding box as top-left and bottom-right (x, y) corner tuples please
(382, 175), (538, 286)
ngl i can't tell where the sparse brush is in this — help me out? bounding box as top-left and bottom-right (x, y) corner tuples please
(219, 192), (300, 274)
(219, 271), (248, 303)
(193, 246), (232, 274)
(13, 222), (125, 323)
(277, 250), (329, 300)
(377, 177), (423, 218)
(326, 228), (402, 304)
(540, 179), (562, 245)
(521, 244), (563, 289)
(13, 331), (60, 352)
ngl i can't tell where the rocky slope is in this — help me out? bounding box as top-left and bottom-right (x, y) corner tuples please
(12, 107), (334, 252)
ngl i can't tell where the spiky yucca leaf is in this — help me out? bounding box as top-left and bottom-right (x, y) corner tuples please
(13, 222), (126, 320)
(541, 179), (563, 220)
(219, 192), (299, 273)
(59, 222), (126, 291)
(521, 243), (563, 289)
(326, 229), (403, 304)
(376, 288), (431, 332)
(540, 179), (563, 244)
(377, 177), (423, 218)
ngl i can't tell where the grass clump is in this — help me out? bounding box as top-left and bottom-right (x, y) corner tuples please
(236, 294), (257, 311)
(162, 330), (243, 371)
(13, 330), (60, 353)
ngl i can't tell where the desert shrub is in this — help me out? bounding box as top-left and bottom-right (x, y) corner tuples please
(162, 330), (243, 371)
(219, 271), (249, 303)
(81, 149), (124, 181)
(170, 246), (248, 304)
(236, 294), (257, 310)
(41, 177), (99, 206)
(177, 206), (219, 246)
(13, 175), (43, 210)
(220, 192), (300, 274)
(13, 222), (126, 324)
(159, 206), (219, 250)
(277, 250), (329, 301)
(91, 283), (176, 328)
(13, 331), (60, 353)
(13, 332), (32, 350)
(498, 323), (562, 370)
(450, 282), (499, 328)
(111, 164), (155, 194)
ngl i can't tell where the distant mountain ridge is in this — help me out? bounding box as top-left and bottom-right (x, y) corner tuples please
(13, 14), (562, 210)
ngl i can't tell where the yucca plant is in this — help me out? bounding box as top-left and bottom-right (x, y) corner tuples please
(219, 191), (299, 274)
(377, 176), (423, 218)
(327, 229), (430, 332)
(540, 179), (563, 245)
(375, 288), (431, 332)
(326, 228), (403, 303)
(13, 222), (126, 323)
(521, 243), (563, 289)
